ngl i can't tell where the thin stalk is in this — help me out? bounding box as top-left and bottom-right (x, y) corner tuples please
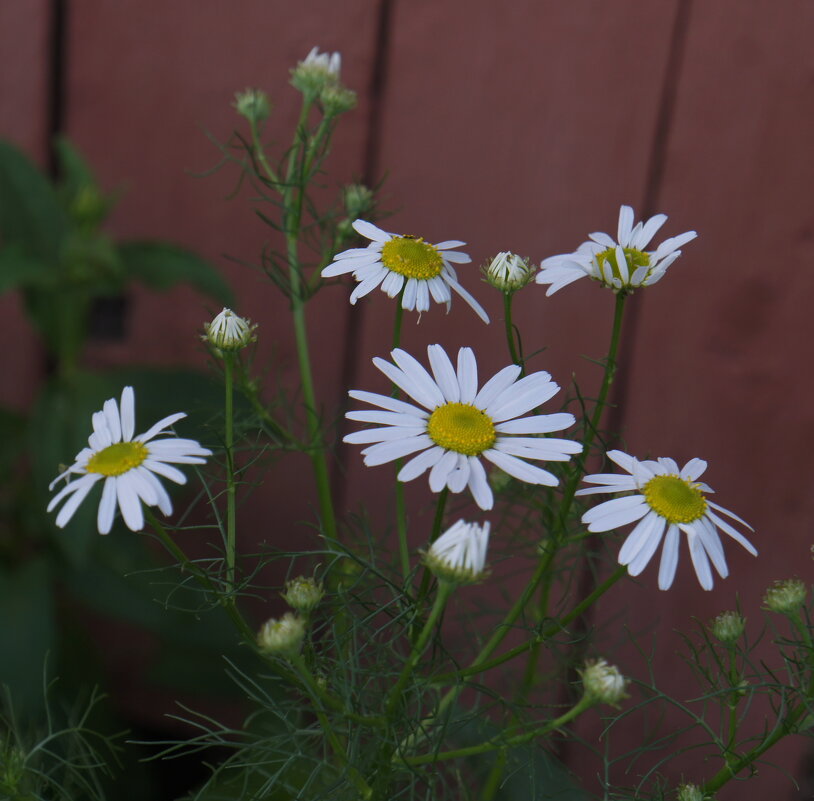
(248, 118), (279, 186)
(414, 488), (449, 609)
(223, 352), (237, 593)
(502, 292), (522, 371)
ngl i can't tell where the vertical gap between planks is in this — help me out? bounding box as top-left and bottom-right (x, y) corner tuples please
(46, 0), (67, 178)
(331, 0), (396, 514)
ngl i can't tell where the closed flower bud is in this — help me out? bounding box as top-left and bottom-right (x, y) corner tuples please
(424, 520), (490, 584)
(233, 88), (271, 123)
(676, 784), (706, 801)
(257, 612), (306, 656)
(482, 251), (536, 292)
(282, 576), (324, 613)
(203, 308), (257, 352)
(763, 579), (807, 614)
(291, 46), (342, 98)
(709, 611), (746, 644)
(580, 659), (628, 706)
(343, 184), (375, 220)
(320, 85), (357, 116)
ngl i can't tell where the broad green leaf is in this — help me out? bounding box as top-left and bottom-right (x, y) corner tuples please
(118, 241), (233, 305)
(0, 244), (56, 293)
(0, 558), (55, 716)
(0, 140), (68, 261)
(55, 137), (115, 229)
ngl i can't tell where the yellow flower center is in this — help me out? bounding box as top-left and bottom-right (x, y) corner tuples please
(643, 474), (707, 524)
(427, 403), (496, 456)
(86, 441), (148, 477)
(380, 236), (444, 280)
(596, 246), (650, 283)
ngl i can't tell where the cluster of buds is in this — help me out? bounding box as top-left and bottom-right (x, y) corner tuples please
(708, 610), (746, 645)
(580, 658), (628, 707)
(257, 612), (306, 657)
(763, 578), (807, 614)
(290, 47), (356, 114)
(282, 575), (324, 614)
(203, 308), (257, 353)
(233, 88), (271, 124)
(676, 784), (708, 801)
(482, 251), (537, 292)
(424, 520), (490, 585)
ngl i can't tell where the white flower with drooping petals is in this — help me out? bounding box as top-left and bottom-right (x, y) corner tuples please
(577, 450), (757, 590)
(536, 205), (697, 295)
(48, 386), (212, 534)
(425, 520), (490, 584)
(322, 220), (490, 323)
(290, 47), (342, 96)
(344, 344), (581, 510)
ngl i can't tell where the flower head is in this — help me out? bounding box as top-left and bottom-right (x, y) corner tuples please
(425, 520), (490, 584)
(257, 612), (306, 656)
(282, 576), (324, 613)
(536, 205), (697, 295)
(676, 784), (706, 801)
(47, 387), (211, 534)
(203, 307), (257, 352)
(709, 611), (746, 644)
(763, 579), (806, 614)
(580, 659), (628, 706)
(233, 88), (271, 123)
(291, 47), (342, 97)
(322, 220), (489, 323)
(482, 251), (536, 292)
(344, 344), (581, 510)
(577, 450), (756, 590)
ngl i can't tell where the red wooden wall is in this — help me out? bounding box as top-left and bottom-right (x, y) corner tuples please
(2, 1), (814, 797)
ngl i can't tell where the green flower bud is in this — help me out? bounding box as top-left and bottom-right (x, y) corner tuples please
(257, 612), (306, 656)
(203, 308), (257, 352)
(233, 88), (271, 123)
(709, 611), (746, 644)
(320, 85), (357, 116)
(291, 46), (342, 98)
(282, 576), (324, 613)
(482, 251), (536, 292)
(763, 579), (807, 614)
(343, 184), (375, 221)
(580, 659), (628, 707)
(424, 520), (490, 585)
(676, 783), (706, 801)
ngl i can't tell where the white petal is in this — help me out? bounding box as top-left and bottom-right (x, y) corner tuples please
(447, 455), (470, 493)
(456, 348), (478, 404)
(381, 270), (405, 298)
(428, 344), (461, 403)
(352, 219), (391, 242)
(445, 275), (490, 324)
(120, 386), (135, 441)
(362, 434), (432, 466)
(429, 450), (458, 492)
(345, 409), (426, 427)
(392, 348), (447, 408)
(143, 459), (187, 485)
(415, 279), (430, 312)
(606, 450), (638, 475)
(632, 213), (667, 250)
(117, 476), (144, 531)
(706, 510), (758, 555)
(467, 456), (493, 510)
(53, 475), (99, 528)
(626, 519), (668, 576)
(398, 446), (446, 482)
(441, 250), (471, 264)
(583, 495), (649, 531)
(434, 240), (466, 250)
(680, 458), (708, 481)
(348, 390), (427, 417)
(402, 277), (418, 311)
(344, 425), (426, 444)
(372, 356), (444, 411)
(688, 532), (714, 590)
(482, 449), (558, 486)
(103, 398), (122, 444)
(654, 230), (697, 259)
(617, 205), (634, 246)
(473, 364), (521, 409)
(618, 510), (663, 565)
(139, 467), (173, 515)
(657, 524), (680, 589)
(137, 412), (187, 444)
(98, 477), (117, 534)
(707, 501), (753, 531)
(349, 268), (388, 302)
(496, 413), (575, 434)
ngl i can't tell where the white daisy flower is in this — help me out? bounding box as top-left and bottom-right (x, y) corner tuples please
(425, 520), (490, 584)
(203, 307), (257, 351)
(47, 386), (212, 534)
(536, 205), (697, 295)
(576, 450), (757, 591)
(290, 46), (342, 96)
(322, 220), (490, 323)
(344, 344), (582, 510)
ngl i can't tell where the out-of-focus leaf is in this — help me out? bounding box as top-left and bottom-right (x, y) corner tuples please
(0, 140), (68, 261)
(55, 137), (116, 228)
(0, 558), (55, 716)
(0, 245), (55, 292)
(118, 241), (233, 305)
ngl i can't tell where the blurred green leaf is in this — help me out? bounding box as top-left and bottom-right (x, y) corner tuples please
(118, 241), (233, 306)
(0, 558), (55, 716)
(55, 137), (116, 229)
(0, 245), (55, 292)
(0, 140), (68, 261)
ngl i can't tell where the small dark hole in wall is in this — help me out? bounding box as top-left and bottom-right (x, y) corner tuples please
(88, 294), (130, 341)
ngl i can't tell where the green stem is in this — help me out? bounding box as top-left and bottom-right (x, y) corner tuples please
(391, 298), (410, 583)
(248, 118), (279, 186)
(414, 489), (449, 609)
(386, 582), (454, 720)
(398, 695), (593, 767)
(224, 353), (237, 593)
(502, 292), (522, 371)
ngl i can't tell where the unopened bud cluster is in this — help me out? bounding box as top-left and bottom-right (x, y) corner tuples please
(763, 578), (807, 614)
(709, 610), (745, 644)
(233, 88), (271, 123)
(282, 576), (324, 613)
(676, 783), (706, 801)
(257, 612), (306, 657)
(203, 308), (257, 352)
(482, 251), (536, 292)
(290, 47), (356, 114)
(580, 658), (628, 706)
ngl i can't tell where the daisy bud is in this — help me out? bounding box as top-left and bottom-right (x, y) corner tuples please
(424, 520), (490, 585)
(676, 784), (706, 801)
(320, 85), (357, 116)
(763, 579), (807, 614)
(233, 88), (271, 123)
(291, 46), (342, 98)
(580, 659), (628, 707)
(343, 184), (375, 221)
(203, 308), (257, 352)
(282, 576), (324, 613)
(709, 611), (746, 645)
(257, 612), (306, 657)
(482, 251), (536, 292)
